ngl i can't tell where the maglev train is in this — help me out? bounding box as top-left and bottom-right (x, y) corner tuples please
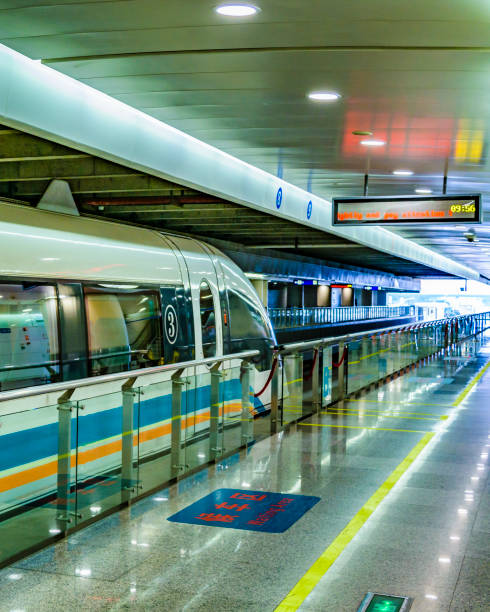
(0, 200), (276, 514)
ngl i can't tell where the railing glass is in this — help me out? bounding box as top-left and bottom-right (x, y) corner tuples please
(268, 305), (414, 330)
(1, 313), (489, 567)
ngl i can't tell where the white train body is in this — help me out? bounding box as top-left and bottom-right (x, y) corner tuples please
(0, 202), (276, 513)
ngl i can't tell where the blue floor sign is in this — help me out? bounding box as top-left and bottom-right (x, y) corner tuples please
(167, 488), (320, 533)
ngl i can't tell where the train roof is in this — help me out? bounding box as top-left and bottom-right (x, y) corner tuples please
(0, 200), (184, 285)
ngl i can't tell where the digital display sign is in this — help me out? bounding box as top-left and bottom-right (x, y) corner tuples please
(333, 194), (481, 226)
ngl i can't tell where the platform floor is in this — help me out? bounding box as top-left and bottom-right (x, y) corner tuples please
(0, 336), (489, 611)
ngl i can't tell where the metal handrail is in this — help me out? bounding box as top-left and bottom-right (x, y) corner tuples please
(275, 312), (490, 356)
(0, 349), (260, 403)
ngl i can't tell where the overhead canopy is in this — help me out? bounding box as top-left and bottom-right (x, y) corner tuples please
(0, 38), (480, 281)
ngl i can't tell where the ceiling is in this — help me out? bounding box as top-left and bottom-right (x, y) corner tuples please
(0, 123), (443, 278)
(1, 0), (489, 277)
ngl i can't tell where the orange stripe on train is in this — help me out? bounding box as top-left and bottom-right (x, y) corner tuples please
(0, 403), (245, 493)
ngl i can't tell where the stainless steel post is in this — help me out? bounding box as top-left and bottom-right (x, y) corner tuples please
(311, 348), (321, 414)
(270, 357), (280, 435)
(56, 395), (73, 524)
(121, 377), (137, 501)
(209, 362), (223, 460)
(337, 341), (346, 400)
(171, 368), (186, 479)
(240, 360), (254, 445)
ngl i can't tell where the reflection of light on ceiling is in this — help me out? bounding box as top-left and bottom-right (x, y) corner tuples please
(453, 119), (485, 164)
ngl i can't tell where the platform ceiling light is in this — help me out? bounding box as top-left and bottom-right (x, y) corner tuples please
(415, 188), (432, 194)
(308, 91), (341, 101)
(215, 3), (259, 16)
(360, 139), (385, 146)
(393, 170), (414, 176)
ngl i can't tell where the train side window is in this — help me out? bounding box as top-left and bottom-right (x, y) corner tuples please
(84, 286), (162, 375)
(0, 283), (60, 391)
(199, 280), (216, 358)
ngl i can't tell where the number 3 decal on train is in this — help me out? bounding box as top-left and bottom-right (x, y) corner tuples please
(164, 304), (178, 345)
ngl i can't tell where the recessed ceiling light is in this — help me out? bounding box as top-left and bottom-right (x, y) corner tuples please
(415, 188), (432, 194)
(393, 170), (414, 176)
(215, 3), (259, 16)
(308, 91), (341, 101)
(360, 139), (385, 146)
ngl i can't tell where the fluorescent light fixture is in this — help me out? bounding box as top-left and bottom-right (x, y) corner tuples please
(89, 505), (101, 513)
(458, 508), (468, 515)
(99, 283), (139, 289)
(438, 557), (451, 563)
(215, 3), (259, 16)
(153, 496), (168, 502)
(425, 594), (438, 600)
(308, 91), (341, 101)
(41, 257), (60, 261)
(75, 568), (92, 577)
(360, 139), (385, 146)
(49, 528), (62, 535)
(393, 170), (413, 176)
(415, 188), (432, 194)
(22, 308), (32, 313)
(449, 535), (460, 541)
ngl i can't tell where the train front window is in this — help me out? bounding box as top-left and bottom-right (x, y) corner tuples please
(199, 280), (216, 358)
(0, 283), (60, 391)
(227, 289), (274, 369)
(85, 286), (162, 375)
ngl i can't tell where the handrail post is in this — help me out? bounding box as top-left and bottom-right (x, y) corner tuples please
(56, 392), (74, 525)
(121, 377), (137, 502)
(209, 362), (223, 460)
(338, 341), (346, 401)
(270, 354), (280, 434)
(240, 359), (254, 445)
(171, 368), (186, 479)
(311, 347), (321, 414)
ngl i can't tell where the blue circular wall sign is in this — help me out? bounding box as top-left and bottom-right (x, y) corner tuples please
(307, 200), (313, 219)
(276, 187), (283, 209)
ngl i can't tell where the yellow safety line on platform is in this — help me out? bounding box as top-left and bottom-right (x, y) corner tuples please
(299, 423), (429, 434)
(347, 399), (451, 408)
(286, 378), (303, 385)
(321, 410), (445, 422)
(274, 431), (435, 611)
(330, 407), (447, 418)
(452, 357), (490, 406)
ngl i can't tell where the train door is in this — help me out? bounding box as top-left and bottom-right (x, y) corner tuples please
(163, 235), (222, 463)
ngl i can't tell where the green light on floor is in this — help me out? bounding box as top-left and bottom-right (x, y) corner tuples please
(365, 594), (407, 612)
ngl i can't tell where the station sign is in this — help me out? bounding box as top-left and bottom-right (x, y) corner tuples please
(332, 194), (481, 226)
(167, 488), (320, 533)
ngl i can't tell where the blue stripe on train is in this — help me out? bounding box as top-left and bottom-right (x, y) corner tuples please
(0, 378), (244, 471)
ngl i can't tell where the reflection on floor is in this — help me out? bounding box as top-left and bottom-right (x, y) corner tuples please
(0, 335), (489, 611)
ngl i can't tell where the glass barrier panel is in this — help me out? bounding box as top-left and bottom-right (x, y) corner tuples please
(346, 339), (364, 395)
(0, 402), (68, 565)
(182, 368), (212, 471)
(221, 365), (247, 457)
(282, 353), (303, 425)
(74, 392), (125, 525)
(133, 377), (173, 497)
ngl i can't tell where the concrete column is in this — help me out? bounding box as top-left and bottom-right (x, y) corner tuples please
(250, 278), (268, 307)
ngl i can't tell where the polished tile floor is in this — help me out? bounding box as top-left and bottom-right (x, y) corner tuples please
(0, 337), (489, 611)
